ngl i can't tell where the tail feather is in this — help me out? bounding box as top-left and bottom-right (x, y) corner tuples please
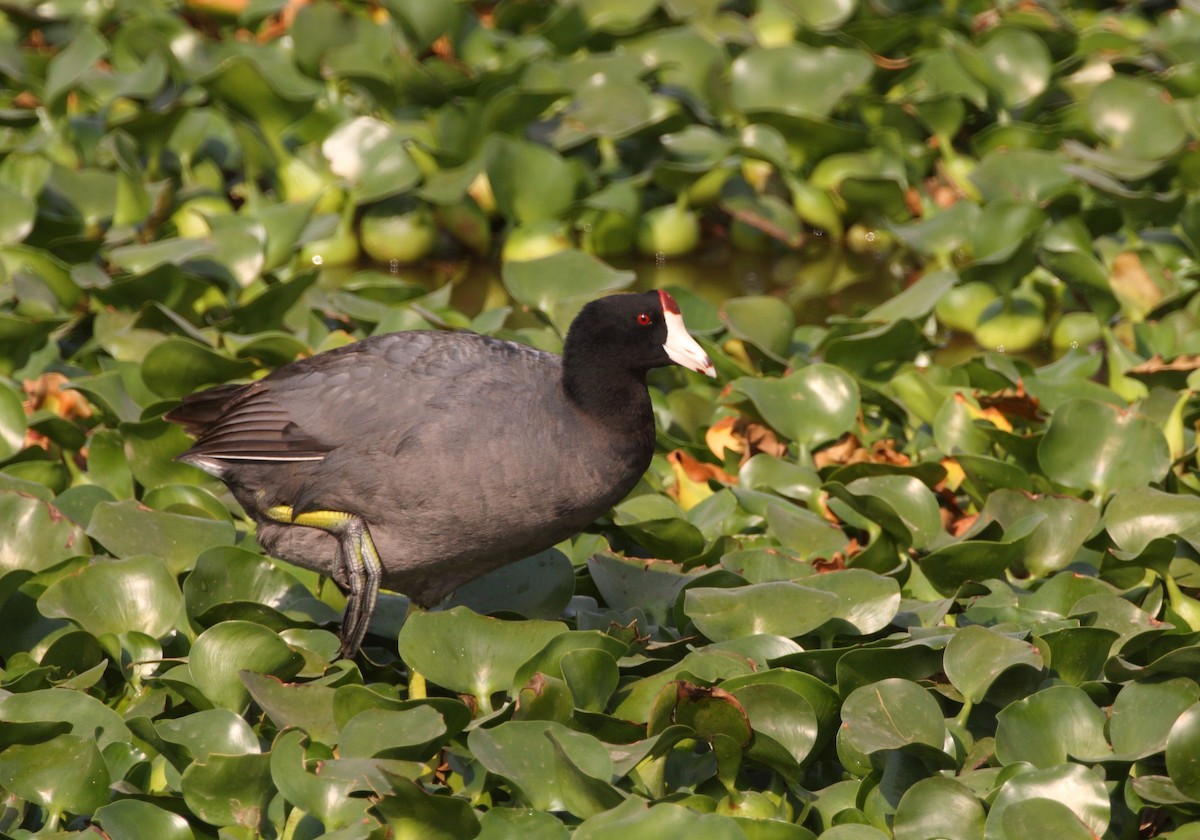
(163, 382), (252, 436)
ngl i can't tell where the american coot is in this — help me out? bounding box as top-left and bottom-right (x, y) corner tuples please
(166, 290), (715, 656)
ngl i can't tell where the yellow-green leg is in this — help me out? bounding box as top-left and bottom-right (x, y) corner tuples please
(265, 505), (382, 659)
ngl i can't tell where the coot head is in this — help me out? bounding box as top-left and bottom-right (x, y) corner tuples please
(563, 290), (716, 379)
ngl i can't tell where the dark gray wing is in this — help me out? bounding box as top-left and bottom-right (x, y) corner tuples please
(170, 330), (560, 471)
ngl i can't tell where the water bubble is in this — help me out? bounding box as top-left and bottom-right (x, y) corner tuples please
(865, 231), (876, 242)
(1070, 341), (1079, 349)
(581, 222), (592, 232)
(311, 254), (324, 266)
(655, 253), (666, 266)
(814, 229), (823, 236)
(996, 344), (1006, 354)
(390, 259), (400, 275)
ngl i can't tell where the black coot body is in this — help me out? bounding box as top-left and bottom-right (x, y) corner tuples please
(166, 290), (714, 654)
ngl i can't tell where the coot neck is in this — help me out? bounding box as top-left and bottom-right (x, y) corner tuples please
(561, 351), (654, 437)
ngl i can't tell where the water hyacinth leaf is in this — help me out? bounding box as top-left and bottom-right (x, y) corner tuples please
(338, 705), (448, 759)
(971, 148), (1074, 205)
(822, 320), (931, 381)
(38, 555), (184, 638)
(944, 625), (1042, 704)
(477, 807), (570, 840)
(0, 492), (89, 574)
(721, 295), (795, 360)
(863, 269), (958, 322)
(559, 647), (621, 713)
(142, 339), (256, 399)
(1038, 399), (1171, 495)
(1105, 486), (1200, 555)
(732, 364), (859, 449)
(377, 779), (482, 840)
(1110, 679), (1200, 759)
(587, 552), (698, 627)
(825, 475), (943, 551)
(241, 672), (339, 746)
(798, 569), (900, 636)
(0, 734), (110, 816)
(1001, 798), (1096, 840)
(485, 135), (579, 224)
(320, 116), (421, 203)
(0, 689), (131, 748)
(981, 490), (1099, 577)
(93, 799), (196, 840)
(980, 28), (1051, 109)
(0, 382), (23, 459)
(893, 776), (985, 840)
(1088, 75), (1187, 160)
(86, 500), (236, 575)
(1034, 627), (1118, 686)
(730, 44), (874, 119)
(503, 249), (635, 332)
(994, 685), (1111, 768)
(566, 72), (655, 139)
(731, 682), (820, 776)
(156, 709), (260, 762)
(739, 454), (822, 502)
(649, 682), (752, 746)
(397, 607), (567, 701)
(1167, 704), (1200, 800)
(468, 721), (622, 816)
(684, 581), (840, 641)
(181, 752), (273, 829)
(183, 546), (337, 625)
(189, 621), (304, 711)
(447, 548), (576, 620)
(270, 729), (374, 828)
(986, 764), (1110, 840)
(840, 678), (945, 754)
(0, 182), (36, 245)
(573, 798), (742, 838)
(960, 200), (1046, 292)
(612, 494), (706, 559)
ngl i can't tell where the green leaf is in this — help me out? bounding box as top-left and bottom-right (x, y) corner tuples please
(38, 555), (185, 638)
(468, 721), (623, 816)
(731, 45), (873, 118)
(840, 678), (946, 753)
(1001, 798), (1096, 840)
(944, 625), (1042, 704)
(141, 338), (256, 399)
(894, 776), (985, 840)
(376, 779), (482, 839)
(268, 729), (373, 829)
(189, 621), (305, 711)
(731, 364), (860, 449)
(94, 799), (196, 840)
(0, 734), (110, 815)
(1089, 75), (1187, 160)
(397, 607), (567, 701)
(502, 249), (635, 333)
(486, 135), (579, 224)
(995, 685), (1111, 767)
(181, 752), (273, 829)
(1167, 703), (1200, 800)
(86, 500), (236, 576)
(986, 764), (1110, 840)
(0, 492), (89, 574)
(721, 295), (795, 360)
(684, 582), (840, 641)
(1038, 399), (1171, 495)
(1111, 678), (1200, 759)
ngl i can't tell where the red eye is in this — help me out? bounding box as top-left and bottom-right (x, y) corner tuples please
(637, 312), (652, 326)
